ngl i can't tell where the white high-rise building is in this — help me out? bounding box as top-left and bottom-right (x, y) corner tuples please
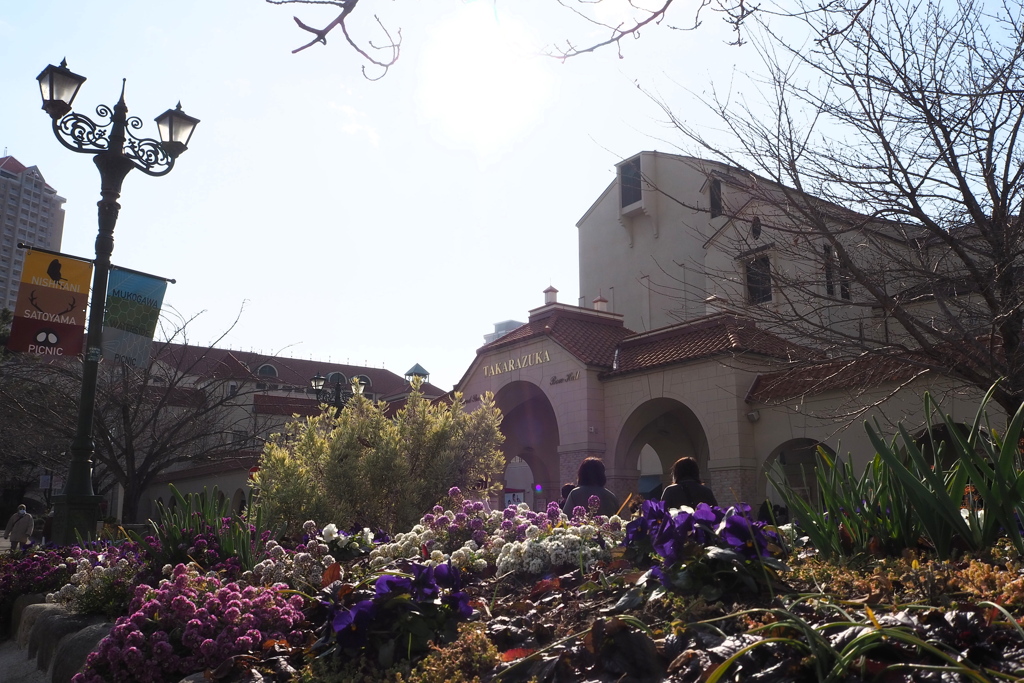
(0, 156), (66, 312)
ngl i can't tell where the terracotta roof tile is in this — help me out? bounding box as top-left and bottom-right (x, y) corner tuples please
(479, 305), (632, 368)
(604, 314), (812, 377)
(253, 393), (321, 417)
(150, 453), (261, 485)
(747, 355), (927, 403)
(153, 343), (423, 397)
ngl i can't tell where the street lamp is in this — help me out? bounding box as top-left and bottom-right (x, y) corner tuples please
(38, 59), (199, 544)
(310, 372), (365, 413)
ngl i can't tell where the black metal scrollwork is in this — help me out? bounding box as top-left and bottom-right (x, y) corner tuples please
(52, 102), (175, 176)
(125, 129), (174, 176)
(56, 109), (111, 153)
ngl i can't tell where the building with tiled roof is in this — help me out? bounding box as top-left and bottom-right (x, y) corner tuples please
(456, 152), (994, 509)
(0, 156), (66, 311)
(136, 343), (444, 520)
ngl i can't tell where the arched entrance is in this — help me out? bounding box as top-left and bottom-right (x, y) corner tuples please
(760, 438), (836, 511)
(493, 381), (560, 510)
(614, 398), (710, 499)
(231, 488), (247, 516)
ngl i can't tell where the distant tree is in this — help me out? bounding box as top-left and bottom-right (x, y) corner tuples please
(256, 383), (505, 534)
(0, 334), (274, 523)
(648, 0), (1024, 416)
(0, 369), (69, 517)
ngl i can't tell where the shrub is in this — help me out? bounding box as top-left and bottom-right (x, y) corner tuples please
(256, 385), (505, 535)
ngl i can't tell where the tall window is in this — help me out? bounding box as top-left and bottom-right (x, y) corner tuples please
(823, 245), (851, 300)
(620, 157), (642, 207)
(746, 256), (772, 304)
(710, 178), (723, 218)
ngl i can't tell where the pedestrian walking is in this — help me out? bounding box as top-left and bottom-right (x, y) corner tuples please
(4, 504), (34, 551)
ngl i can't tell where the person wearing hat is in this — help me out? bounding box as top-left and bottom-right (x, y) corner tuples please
(4, 504), (34, 551)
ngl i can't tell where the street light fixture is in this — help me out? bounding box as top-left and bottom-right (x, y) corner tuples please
(310, 372), (365, 413)
(38, 59), (199, 545)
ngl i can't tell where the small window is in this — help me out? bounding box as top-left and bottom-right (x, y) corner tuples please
(710, 179), (723, 218)
(327, 372), (346, 385)
(257, 364), (277, 378)
(619, 157), (642, 208)
(746, 256), (772, 304)
(750, 216), (762, 239)
(228, 383), (238, 397)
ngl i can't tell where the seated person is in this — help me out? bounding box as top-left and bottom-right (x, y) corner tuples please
(562, 457), (620, 517)
(661, 457), (717, 509)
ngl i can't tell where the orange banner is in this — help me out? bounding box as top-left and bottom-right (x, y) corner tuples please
(6, 250), (92, 356)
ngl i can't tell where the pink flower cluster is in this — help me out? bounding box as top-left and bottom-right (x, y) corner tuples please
(72, 563), (307, 683)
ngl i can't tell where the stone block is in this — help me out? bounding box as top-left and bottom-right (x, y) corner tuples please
(16, 603), (65, 649)
(30, 609), (99, 670)
(7, 593), (45, 639)
(52, 622), (113, 683)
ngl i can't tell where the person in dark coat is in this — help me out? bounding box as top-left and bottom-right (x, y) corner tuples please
(661, 457), (717, 509)
(557, 482), (575, 508)
(562, 458), (620, 517)
(4, 504), (33, 550)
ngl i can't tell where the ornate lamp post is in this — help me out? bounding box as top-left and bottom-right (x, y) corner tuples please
(310, 372), (365, 414)
(38, 59), (199, 544)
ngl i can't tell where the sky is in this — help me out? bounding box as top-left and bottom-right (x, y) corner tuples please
(0, 0), (759, 390)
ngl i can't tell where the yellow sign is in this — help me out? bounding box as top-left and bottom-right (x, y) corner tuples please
(7, 250), (92, 356)
(20, 251), (92, 291)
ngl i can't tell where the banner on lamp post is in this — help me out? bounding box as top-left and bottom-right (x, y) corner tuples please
(6, 249), (92, 356)
(102, 267), (167, 368)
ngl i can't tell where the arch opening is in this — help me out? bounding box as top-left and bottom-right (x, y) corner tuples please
(615, 398), (710, 501)
(493, 381), (560, 510)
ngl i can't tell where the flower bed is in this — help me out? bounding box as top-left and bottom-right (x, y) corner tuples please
(4, 486), (1024, 682)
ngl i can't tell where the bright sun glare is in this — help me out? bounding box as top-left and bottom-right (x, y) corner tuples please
(417, 4), (556, 159)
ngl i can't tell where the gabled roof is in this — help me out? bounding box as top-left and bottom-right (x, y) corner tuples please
(603, 313), (813, 377)
(464, 303), (809, 384)
(478, 303), (632, 369)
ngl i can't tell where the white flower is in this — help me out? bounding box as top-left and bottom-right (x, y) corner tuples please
(322, 523), (339, 542)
